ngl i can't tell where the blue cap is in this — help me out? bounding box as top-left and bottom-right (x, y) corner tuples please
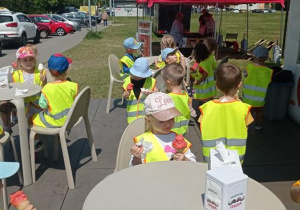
(123, 37), (142, 50)
(48, 54), (72, 73)
(161, 48), (177, 61)
(130, 57), (152, 78)
(253, 46), (268, 59)
(0, 162), (19, 179)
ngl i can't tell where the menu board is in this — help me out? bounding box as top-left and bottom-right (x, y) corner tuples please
(137, 21), (152, 57)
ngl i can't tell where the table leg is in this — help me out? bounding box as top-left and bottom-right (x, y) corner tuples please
(11, 98), (33, 186)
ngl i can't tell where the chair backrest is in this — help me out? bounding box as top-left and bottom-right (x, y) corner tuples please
(114, 117), (146, 173)
(225, 33), (238, 41)
(216, 56), (229, 69)
(108, 54), (121, 80)
(153, 69), (166, 92)
(63, 86), (91, 131)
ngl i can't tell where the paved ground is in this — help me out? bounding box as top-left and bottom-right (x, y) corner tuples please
(1, 97), (300, 210)
(0, 24), (105, 66)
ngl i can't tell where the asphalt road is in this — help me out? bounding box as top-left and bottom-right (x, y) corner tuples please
(0, 27), (90, 66)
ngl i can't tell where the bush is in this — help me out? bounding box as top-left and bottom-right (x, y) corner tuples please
(85, 31), (102, 40)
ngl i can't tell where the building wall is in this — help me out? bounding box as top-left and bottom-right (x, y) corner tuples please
(283, 0), (300, 125)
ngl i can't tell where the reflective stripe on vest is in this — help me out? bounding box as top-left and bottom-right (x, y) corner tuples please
(193, 58), (216, 100)
(119, 55), (135, 80)
(200, 100), (251, 163)
(123, 77), (156, 124)
(169, 92), (190, 135)
(33, 81), (78, 128)
(242, 64), (273, 107)
(203, 154), (245, 163)
(134, 131), (192, 163)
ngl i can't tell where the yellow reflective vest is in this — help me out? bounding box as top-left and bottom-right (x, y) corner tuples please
(123, 77), (156, 124)
(156, 51), (181, 69)
(193, 57), (216, 100)
(12, 68), (44, 113)
(134, 131), (191, 163)
(0, 125), (3, 138)
(33, 81), (78, 128)
(200, 100), (251, 163)
(169, 92), (190, 135)
(119, 54), (135, 80)
(242, 64), (273, 107)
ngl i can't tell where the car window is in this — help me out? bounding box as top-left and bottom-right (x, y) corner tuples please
(54, 15), (62, 21)
(74, 14), (82, 19)
(34, 17), (42, 22)
(39, 16), (50, 23)
(66, 14), (73, 18)
(0, 15), (13, 23)
(17, 14), (26, 22)
(23, 16), (32, 22)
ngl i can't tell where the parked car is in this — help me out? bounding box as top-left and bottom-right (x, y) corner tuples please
(268, 9), (277, 13)
(28, 15), (74, 36)
(262, 9), (269, 13)
(62, 12), (88, 26)
(0, 38), (2, 56)
(252, 9), (265, 13)
(232, 9), (240, 13)
(87, 15), (100, 25)
(33, 21), (52, 38)
(0, 9), (40, 46)
(47, 14), (81, 31)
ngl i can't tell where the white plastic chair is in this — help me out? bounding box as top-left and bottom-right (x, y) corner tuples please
(106, 54), (124, 113)
(29, 86), (97, 189)
(114, 117), (146, 173)
(153, 69), (166, 92)
(0, 132), (23, 210)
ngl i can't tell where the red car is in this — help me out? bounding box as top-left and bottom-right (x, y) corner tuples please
(32, 22), (52, 39)
(28, 15), (74, 36)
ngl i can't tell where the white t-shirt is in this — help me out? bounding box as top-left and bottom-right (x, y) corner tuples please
(129, 132), (196, 166)
(22, 71), (35, 84)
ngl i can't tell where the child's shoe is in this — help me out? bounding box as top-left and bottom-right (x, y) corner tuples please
(255, 124), (264, 130)
(34, 140), (44, 152)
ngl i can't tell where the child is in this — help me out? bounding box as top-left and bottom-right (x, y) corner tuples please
(155, 35), (183, 69)
(290, 180), (300, 203)
(119, 37), (143, 80)
(130, 92), (196, 166)
(199, 63), (253, 163)
(123, 57), (158, 124)
(0, 125), (4, 138)
(0, 46), (46, 132)
(192, 43), (216, 101)
(161, 48), (186, 73)
(32, 54), (78, 128)
(242, 46), (273, 130)
(161, 63), (191, 135)
(190, 37), (217, 80)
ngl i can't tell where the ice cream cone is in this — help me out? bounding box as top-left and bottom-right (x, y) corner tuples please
(16, 199), (30, 210)
(10, 191), (35, 210)
(172, 135), (187, 153)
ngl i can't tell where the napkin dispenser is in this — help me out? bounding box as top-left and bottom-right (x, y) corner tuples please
(0, 66), (13, 90)
(204, 166), (248, 210)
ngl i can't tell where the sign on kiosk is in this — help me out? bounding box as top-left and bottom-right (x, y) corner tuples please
(137, 21), (152, 57)
(205, 167), (248, 210)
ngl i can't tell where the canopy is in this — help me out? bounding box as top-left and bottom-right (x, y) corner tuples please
(136, 0), (284, 7)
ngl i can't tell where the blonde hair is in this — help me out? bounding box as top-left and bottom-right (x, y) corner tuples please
(160, 35), (176, 49)
(25, 44), (38, 57)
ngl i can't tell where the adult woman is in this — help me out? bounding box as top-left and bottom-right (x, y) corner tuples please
(170, 12), (184, 47)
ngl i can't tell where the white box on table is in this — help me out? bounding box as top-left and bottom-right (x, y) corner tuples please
(204, 166), (248, 210)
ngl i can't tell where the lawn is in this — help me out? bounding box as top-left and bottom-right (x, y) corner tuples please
(66, 12), (285, 98)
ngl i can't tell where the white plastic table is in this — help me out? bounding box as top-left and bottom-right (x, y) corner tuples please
(0, 83), (41, 186)
(83, 161), (286, 210)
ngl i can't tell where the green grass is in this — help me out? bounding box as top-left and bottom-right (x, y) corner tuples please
(66, 12), (285, 98)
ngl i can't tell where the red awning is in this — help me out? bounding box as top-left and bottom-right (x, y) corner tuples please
(137, 0), (284, 8)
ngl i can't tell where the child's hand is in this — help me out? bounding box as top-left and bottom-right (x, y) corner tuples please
(173, 153), (188, 161)
(194, 80), (201, 85)
(130, 145), (143, 159)
(40, 73), (46, 83)
(123, 90), (130, 99)
(143, 90), (153, 96)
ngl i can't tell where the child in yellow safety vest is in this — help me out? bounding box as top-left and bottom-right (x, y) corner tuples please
(32, 54), (78, 150)
(155, 35), (185, 70)
(130, 92), (196, 166)
(192, 43), (217, 101)
(123, 57), (158, 124)
(161, 63), (191, 135)
(199, 63), (253, 163)
(290, 180), (300, 203)
(242, 46), (273, 130)
(0, 45), (46, 133)
(0, 125), (4, 138)
(119, 37), (143, 80)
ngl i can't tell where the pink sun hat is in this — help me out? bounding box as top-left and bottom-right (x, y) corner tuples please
(16, 46), (35, 59)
